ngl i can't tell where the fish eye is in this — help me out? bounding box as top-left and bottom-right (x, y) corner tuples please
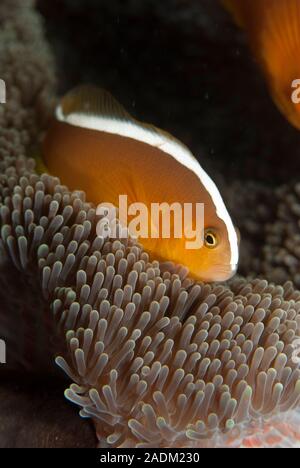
(204, 229), (218, 249)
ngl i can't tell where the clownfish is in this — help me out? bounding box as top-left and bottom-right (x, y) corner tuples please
(42, 85), (239, 282)
(223, 0), (300, 129)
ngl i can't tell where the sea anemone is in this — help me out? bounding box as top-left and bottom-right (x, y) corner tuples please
(0, 0), (55, 160)
(226, 180), (300, 289)
(222, 180), (276, 278)
(1, 169), (300, 447)
(260, 183), (300, 289)
(0, 0), (56, 373)
(57, 270), (300, 448)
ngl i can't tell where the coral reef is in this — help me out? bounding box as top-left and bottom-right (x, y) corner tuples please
(1, 0), (300, 449)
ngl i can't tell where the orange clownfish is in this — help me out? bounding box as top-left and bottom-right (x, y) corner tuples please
(223, 0), (300, 129)
(43, 85), (239, 282)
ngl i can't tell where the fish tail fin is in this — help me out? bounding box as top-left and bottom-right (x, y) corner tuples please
(222, 0), (250, 28)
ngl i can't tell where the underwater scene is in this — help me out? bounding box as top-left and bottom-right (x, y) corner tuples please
(1, 0), (300, 451)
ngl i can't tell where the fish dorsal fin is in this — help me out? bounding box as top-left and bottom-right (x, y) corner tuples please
(59, 85), (133, 122)
(56, 84), (191, 156)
